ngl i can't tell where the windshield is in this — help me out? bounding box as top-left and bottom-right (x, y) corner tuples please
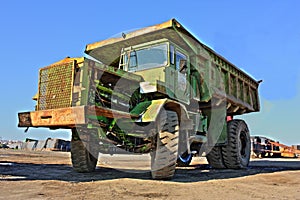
(126, 43), (168, 72)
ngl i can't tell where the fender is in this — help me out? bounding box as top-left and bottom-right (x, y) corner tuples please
(132, 98), (193, 130)
(131, 98), (193, 130)
(131, 98), (193, 154)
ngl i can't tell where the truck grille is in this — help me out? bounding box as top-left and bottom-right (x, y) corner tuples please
(37, 61), (75, 110)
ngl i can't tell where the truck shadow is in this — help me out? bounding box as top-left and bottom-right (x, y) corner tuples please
(1, 160), (300, 183)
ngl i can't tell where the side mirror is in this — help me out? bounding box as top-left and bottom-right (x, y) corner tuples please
(179, 59), (187, 73)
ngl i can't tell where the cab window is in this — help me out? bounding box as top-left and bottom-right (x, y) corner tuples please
(128, 43), (168, 72)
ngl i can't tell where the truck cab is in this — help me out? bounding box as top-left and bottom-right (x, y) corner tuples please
(118, 38), (190, 104)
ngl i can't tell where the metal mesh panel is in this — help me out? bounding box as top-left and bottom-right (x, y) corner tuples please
(37, 61), (74, 110)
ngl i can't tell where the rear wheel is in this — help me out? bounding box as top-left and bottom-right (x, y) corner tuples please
(71, 128), (99, 172)
(222, 119), (251, 169)
(206, 119), (251, 169)
(206, 146), (226, 169)
(151, 110), (179, 180)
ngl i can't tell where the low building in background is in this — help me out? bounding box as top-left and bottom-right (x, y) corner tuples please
(21, 138), (70, 152)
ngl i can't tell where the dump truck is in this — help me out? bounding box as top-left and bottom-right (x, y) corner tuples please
(18, 19), (260, 179)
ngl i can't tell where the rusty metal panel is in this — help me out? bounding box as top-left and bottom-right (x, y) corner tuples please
(18, 112), (32, 127)
(18, 106), (86, 127)
(37, 61), (75, 110)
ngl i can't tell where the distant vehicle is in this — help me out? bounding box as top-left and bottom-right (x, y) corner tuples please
(0, 143), (9, 149)
(251, 136), (299, 158)
(18, 19), (261, 179)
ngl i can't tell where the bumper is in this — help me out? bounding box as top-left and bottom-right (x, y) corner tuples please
(18, 106), (136, 128)
(18, 106), (86, 128)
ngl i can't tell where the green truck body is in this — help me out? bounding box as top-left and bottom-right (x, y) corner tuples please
(18, 19), (260, 179)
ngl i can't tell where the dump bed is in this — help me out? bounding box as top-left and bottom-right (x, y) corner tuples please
(202, 49), (260, 115)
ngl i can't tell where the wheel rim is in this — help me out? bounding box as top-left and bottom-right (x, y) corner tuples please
(240, 131), (248, 158)
(179, 153), (192, 163)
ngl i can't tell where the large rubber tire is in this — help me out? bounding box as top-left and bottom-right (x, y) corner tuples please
(177, 151), (193, 167)
(222, 119), (251, 169)
(206, 146), (226, 169)
(151, 110), (179, 180)
(71, 128), (99, 172)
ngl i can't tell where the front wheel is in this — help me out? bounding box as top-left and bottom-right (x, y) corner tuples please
(151, 110), (179, 180)
(71, 128), (99, 172)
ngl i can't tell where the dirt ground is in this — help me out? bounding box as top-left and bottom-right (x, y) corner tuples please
(0, 149), (300, 200)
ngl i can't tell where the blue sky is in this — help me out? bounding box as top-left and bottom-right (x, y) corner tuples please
(0, 1), (299, 145)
